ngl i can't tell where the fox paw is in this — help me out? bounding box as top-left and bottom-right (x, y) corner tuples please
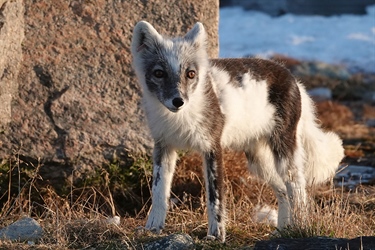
(203, 235), (217, 241)
(145, 219), (164, 234)
(135, 225), (163, 235)
(207, 224), (226, 242)
(146, 226), (163, 234)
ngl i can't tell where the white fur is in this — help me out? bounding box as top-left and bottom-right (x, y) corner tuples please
(297, 83), (344, 185)
(212, 70), (277, 150)
(142, 78), (213, 152)
(131, 21), (344, 241)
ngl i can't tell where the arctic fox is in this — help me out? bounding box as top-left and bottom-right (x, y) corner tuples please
(131, 21), (344, 242)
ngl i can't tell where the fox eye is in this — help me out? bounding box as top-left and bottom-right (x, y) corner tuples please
(186, 70), (196, 79)
(153, 69), (164, 78)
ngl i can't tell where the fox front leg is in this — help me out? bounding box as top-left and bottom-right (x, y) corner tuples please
(203, 150), (226, 242)
(145, 144), (177, 233)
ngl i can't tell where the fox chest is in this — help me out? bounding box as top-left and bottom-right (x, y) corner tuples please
(146, 106), (214, 151)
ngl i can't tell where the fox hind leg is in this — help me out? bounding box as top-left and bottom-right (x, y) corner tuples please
(245, 143), (291, 228)
(278, 141), (308, 226)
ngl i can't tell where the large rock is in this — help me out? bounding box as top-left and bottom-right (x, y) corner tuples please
(0, 1), (219, 183)
(254, 236), (375, 250)
(0, 0), (24, 131)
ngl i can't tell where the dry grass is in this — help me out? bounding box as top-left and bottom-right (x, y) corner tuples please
(0, 150), (374, 249)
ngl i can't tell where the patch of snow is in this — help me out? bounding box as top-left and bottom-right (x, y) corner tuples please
(106, 216), (121, 225)
(219, 5), (375, 73)
(253, 204), (278, 226)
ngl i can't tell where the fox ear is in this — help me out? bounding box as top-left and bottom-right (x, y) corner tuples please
(131, 21), (162, 54)
(184, 22), (207, 48)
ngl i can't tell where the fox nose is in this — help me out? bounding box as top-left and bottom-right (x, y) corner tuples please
(172, 97), (184, 108)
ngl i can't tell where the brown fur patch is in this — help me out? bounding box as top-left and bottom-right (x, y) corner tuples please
(210, 58), (302, 158)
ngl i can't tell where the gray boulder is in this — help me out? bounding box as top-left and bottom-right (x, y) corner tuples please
(0, 217), (43, 241)
(0, 0), (219, 184)
(143, 234), (195, 250)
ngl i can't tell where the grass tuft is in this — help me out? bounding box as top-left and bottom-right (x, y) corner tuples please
(0, 151), (374, 249)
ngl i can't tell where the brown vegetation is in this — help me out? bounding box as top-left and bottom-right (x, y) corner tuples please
(0, 146), (374, 249)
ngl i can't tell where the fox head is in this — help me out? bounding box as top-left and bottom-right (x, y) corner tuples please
(131, 21), (209, 112)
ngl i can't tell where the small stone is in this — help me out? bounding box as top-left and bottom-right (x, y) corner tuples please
(0, 217), (43, 241)
(366, 119), (375, 127)
(363, 91), (375, 103)
(143, 234), (195, 250)
(308, 87), (332, 101)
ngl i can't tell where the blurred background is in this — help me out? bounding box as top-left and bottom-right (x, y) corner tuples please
(220, 0), (375, 16)
(219, 0), (375, 73)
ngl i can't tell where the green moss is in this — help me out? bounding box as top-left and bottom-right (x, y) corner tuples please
(72, 154), (153, 215)
(0, 153), (154, 217)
